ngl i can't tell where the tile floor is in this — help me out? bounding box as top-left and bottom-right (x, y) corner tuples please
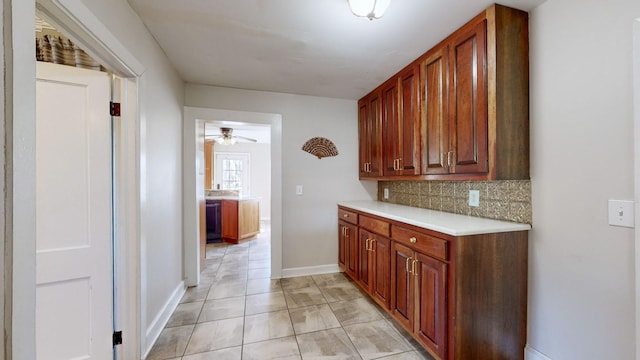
(146, 226), (435, 360)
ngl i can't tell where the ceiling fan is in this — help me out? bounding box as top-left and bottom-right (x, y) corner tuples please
(206, 127), (257, 145)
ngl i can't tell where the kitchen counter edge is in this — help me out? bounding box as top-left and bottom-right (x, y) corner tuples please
(338, 200), (531, 237)
(206, 196), (261, 201)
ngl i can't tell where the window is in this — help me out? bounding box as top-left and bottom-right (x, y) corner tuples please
(214, 152), (251, 195)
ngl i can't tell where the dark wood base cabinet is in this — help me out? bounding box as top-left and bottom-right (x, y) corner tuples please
(338, 206), (528, 360)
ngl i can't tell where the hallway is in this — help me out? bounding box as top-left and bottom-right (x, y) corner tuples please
(146, 227), (433, 359)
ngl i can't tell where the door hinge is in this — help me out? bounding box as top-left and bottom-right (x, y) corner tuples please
(112, 331), (123, 346)
(110, 102), (121, 117)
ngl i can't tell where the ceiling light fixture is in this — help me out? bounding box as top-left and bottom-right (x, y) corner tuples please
(215, 136), (237, 145)
(348, 0), (391, 20)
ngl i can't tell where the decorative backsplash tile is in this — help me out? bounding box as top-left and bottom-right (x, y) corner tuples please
(378, 180), (532, 224)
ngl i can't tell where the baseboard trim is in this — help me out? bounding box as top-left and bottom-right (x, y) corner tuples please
(526, 345), (552, 360)
(142, 281), (186, 358)
(281, 264), (341, 278)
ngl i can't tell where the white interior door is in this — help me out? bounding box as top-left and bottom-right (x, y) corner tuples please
(35, 62), (113, 359)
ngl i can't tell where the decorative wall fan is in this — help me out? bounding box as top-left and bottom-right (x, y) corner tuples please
(206, 127), (257, 145)
(302, 137), (339, 159)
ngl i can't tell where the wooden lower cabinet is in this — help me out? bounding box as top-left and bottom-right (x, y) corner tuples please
(390, 241), (446, 360)
(390, 242), (414, 331)
(415, 251), (447, 359)
(358, 228), (391, 309)
(338, 206), (528, 360)
(338, 220), (358, 279)
(221, 198), (260, 244)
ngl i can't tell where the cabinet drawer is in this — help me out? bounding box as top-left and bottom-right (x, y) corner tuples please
(338, 208), (358, 225)
(359, 215), (390, 236)
(391, 226), (448, 261)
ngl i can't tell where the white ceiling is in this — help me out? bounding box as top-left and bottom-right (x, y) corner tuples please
(127, 0), (545, 101)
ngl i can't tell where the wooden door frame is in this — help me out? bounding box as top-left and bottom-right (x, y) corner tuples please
(183, 107), (283, 284)
(6, 0), (144, 358)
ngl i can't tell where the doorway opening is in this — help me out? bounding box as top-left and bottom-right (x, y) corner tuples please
(183, 107), (283, 287)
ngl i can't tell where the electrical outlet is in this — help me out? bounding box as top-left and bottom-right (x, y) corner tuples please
(469, 190), (480, 207)
(383, 188), (389, 199)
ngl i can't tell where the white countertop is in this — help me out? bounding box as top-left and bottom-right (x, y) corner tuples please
(338, 200), (531, 236)
(206, 195), (260, 201)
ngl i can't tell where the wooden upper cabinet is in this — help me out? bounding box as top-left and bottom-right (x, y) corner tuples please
(358, 4), (529, 181)
(448, 18), (488, 175)
(358, 91), (382, 178)
(421, 46), (449, 175)
(382, 65), (421, 177)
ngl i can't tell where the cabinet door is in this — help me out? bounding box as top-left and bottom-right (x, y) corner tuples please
(371, 235), (391, 309)
(449, 19), (488, 174)
(382, 68), (421, 176)
(398, 66), (421, 175)
(357, 229), (372, 291)
(390, 242), (415, 331)
(339, 221), (358, 279)
(415, 252), (447, 359)
(382, 79), (400, 176)
(221, 199), (239, 242)
(422, 46), (450, 175)
(358, 92), (382, 178)
(338, 221), (346, 270)
(345, 222), (358, 279)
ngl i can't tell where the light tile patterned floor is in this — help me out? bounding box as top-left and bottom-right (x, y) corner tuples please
(146, 227), (434, 360)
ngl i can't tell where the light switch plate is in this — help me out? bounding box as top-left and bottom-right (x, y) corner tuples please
(608, 199), (634, 228)
(469, 190), (480, 207)
(296, 185), (303, 196)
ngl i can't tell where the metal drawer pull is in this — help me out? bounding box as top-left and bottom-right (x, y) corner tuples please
(409, 236), (417, 243)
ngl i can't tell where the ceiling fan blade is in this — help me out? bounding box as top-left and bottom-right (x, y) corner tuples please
(234, 135), (257, 142)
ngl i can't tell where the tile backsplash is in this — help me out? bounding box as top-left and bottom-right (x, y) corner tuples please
(378, 180), (532, 224)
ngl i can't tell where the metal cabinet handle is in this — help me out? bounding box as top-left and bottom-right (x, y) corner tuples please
(412, 259), (418, 276)
(370, 239), (376, 252)
(409, 236), (417, 244)
(406, 256), (411, 273)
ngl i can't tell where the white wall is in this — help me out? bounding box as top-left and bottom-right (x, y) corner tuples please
(529, 0), (640, 359)
(213, 142), (272, 220)
(186, 85), (377, 271)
